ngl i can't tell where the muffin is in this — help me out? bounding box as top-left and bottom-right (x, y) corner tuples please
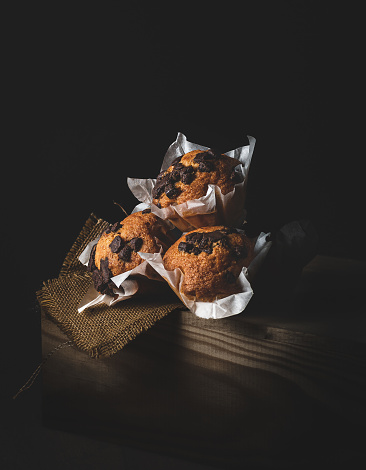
(163, 226), (256, 302)
(87, 209), (173, 296)
(151, 149), (244, 231)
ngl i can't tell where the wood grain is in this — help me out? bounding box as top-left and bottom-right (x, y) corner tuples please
(41, 256), (366, 468)
(41, 316), (366, 467)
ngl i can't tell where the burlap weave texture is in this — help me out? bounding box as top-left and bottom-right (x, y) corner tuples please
(37, 214), (184, 358)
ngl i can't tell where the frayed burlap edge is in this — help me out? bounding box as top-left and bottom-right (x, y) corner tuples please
(59, 213), (109, 276)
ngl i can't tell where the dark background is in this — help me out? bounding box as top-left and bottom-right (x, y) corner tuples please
(7, 3), (364, 297)
(3, 3), (364, 469)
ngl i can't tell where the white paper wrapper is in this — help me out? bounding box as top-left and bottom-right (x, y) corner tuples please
(77, 237), (164, 313)
(139, 233), (272, 320)
(127, 132), (256, 232)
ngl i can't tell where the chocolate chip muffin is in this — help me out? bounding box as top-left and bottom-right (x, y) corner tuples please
(152, 148), (243, 209)
(87, 210), (173, 296)
(163, 226), (255, 302)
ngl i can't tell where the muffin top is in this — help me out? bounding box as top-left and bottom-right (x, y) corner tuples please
(87, 210), (169, 295)
(152, 149), (243, 209)
(163, 226), (255, 302)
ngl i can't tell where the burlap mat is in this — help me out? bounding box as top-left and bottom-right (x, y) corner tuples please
(37, 213), (184, 358)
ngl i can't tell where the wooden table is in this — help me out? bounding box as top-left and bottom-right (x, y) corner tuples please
(41, 255), (366, 469)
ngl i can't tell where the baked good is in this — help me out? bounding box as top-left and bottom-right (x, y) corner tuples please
(151, 148), (244, 231)
(152, 148), (243, 209)
(87, 209), (173, 296)
(163, 226), (255, 302)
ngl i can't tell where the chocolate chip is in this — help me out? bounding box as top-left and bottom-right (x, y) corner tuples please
(206, 148), (221, 158)
(156, 172), (170, 185)
(87, 244), (97, 272)
(109, 235), (123, 253)
(181, 165), (194, 175)
(186, 232), (204, 243)
(156, 170), (167, 181)
(192, 246), (201, 255)
(198, 236), (213, 254)
(180, 165), (195, 183)
(100, 258), (112, 282)
(92, 270), (104, 291)
(129, 237), (143, 252)
(91, 265), (115, 295)
(193, 153), (207, 164)
(173, 162), (185, 171)
(142, 208), (151, 214)
(206, 230), (226, 242)
(181, 172), (195, 184)
(198, 236), (210, 249)
(198, 161), (214, 172)
(169, 169), (181, 182)
(178, 242), (194, 253)
(171, 155), (183, 166)
(110, 222), (121, 232)
(193, 151), (215, 163)
(152, 182), (165, 199)
(165, 184), (181, 199)
(224, 270), (236, 283)
(156, 202), (162, 208)
(232, 245), (248, 259)
(100, 280), (115, 296)
(153, 167), (184, 199)
(119, 245), (132, 261)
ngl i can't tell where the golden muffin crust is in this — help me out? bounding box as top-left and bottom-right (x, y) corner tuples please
(87, 209), (171, 296)
(163, 226), (255, 302)
(152, 149), (243, 209)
